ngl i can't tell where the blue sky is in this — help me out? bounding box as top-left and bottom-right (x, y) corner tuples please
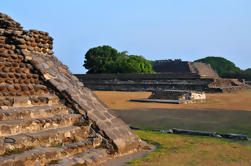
(1, 0), (251, 73)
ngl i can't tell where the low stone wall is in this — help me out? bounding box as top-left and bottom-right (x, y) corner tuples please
(149, 90), (189, 100)
(75, 74), (219, 92)
(149, 90), (206, 100)
(75, 74), (250, 93)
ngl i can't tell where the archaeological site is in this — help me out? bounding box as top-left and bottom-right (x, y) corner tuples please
(0, 12), (143, 165)
(76, 59), (249, 93)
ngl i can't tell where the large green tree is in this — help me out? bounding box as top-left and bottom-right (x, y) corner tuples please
(84, 45), (154, 74)
(120, 55), (155, 73)
(84, 45), (120, 73)
(195, 56), (240, 77)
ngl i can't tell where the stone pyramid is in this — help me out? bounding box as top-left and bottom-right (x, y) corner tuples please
(0, 12), (140, 165)
(153, 60), (219, 78)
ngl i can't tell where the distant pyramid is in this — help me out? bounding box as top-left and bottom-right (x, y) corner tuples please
(153, 60), (219, 78)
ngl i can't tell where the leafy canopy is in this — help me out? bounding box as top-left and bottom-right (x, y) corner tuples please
(84, 45), (154, 74)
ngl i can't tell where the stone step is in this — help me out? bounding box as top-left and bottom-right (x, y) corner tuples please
(0, 104), (68, 121)
(0, 72), (40, 85)
(0, 93), (59, 108)
(49, 148), (108, 166)
(0, 84), (48, 97)
(0, 61), (32, 74)
(0, 114), (84, 136)
(0, 125), (90, 155)
(0, 139), (103, 166)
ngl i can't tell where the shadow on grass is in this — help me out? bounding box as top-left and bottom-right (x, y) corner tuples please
(112, 108), (251, 137)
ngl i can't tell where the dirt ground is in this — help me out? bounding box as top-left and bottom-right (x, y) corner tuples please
(94, 90), (251, 136)
(94, 90), (251, 165)
(93, 90), (251, 111)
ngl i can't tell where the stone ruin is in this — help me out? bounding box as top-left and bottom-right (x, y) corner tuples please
(153, 60), (250, 92)
(149, 90), (206, 101)
(0, 12), (142, 165)
(153, 60), (219, 78)
(76, 59), (249, 93)
(131, 90), (206, 104)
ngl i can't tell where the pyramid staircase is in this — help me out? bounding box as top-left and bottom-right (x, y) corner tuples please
(0, 12), (141, 165)
(0, 36), (107, 166)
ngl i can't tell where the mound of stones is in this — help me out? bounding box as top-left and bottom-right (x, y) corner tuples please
(0, 12), (141, 165)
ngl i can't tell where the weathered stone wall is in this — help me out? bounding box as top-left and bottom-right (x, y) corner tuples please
(76, 73), (248, 93)
(149, 90), (206, 100)
(0, 14), (52, 108)
(149, 90), (188, 100)
(153, 60), (191, 73)
(0, 28), (54, 56)
(75, 73), (219, 92)
(0, 14), (22, 30)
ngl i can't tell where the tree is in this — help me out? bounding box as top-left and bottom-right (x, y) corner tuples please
(121, 55), (154, 73)
(84, 45), (154, 74)
(195, 56), (240, 77)
(83, 45), (120, 73)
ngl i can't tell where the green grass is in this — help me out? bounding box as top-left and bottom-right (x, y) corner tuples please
(127, 130), (251, 166)
(134, 125), (251, 138)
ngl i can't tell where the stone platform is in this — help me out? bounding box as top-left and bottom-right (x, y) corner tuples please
(76, 73), (250, 93)
(130, 98), (204, 104)
(131, 90), (206, 104)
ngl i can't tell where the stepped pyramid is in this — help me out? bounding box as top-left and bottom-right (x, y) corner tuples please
(153, 60), (219, 78)
(0, 12), (140, 165)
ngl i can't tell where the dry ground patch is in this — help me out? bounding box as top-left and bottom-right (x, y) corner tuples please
(94, 90), (251, 165)
(93, 90), (251, 111)
(94, 90), (251, 135)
